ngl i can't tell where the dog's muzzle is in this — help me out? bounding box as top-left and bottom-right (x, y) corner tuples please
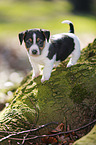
(29, 44), (41, 56)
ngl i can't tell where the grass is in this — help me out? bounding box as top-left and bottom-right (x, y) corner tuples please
(0, 0), (96, 40)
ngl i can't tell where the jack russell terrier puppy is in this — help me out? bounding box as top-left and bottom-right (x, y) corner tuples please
(18, 20), (80, 83)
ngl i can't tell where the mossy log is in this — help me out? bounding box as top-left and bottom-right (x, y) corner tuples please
(0, 39), (96, 144)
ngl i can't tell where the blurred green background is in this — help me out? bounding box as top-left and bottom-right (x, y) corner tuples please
(0, 0), (96, 107)
(0, 0), (96, 38)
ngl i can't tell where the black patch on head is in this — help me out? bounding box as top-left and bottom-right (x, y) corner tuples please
(23, 29), (50, 49)
(47, 36), (75, 61)
(23, 29), (45, 48)
(24, 30), (33, 48)
(18, 29), (50, 48)
(37, 38), (44, 48)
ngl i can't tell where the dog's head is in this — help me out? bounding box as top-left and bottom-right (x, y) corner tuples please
(18, 29), (50, 56)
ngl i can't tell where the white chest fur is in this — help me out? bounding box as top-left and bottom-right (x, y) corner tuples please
(27, 42), (50, 66)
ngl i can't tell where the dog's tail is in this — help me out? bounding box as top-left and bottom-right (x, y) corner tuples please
(62, 20), (74, 34)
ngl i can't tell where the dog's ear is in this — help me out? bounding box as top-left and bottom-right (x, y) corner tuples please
(18, 32), (24, 45)
(18, 31), (27, 45)
(41, 29), (50, 42)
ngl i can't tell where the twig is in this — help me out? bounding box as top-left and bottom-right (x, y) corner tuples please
(0, 134), (16, 142)
(0, 122), (58, 142)
(21, 133), (29, 145)
(0, 119), (95, 142)
(9, 119), (96, 141)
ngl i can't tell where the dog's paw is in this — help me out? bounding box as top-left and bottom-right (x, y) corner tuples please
(53, 61), (60, 68)
(32, 73), (40, 80)
(41, 78), (45, 83)
(41, 76), (50, 83)
(67, 64), (72, 68)
(67, 62), (74, 68)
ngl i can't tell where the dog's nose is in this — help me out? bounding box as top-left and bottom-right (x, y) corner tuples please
(32, 50), (37, 55)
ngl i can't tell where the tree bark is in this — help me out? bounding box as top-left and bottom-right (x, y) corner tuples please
(0, 39), (96, 144)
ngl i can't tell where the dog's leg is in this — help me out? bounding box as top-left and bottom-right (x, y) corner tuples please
(31, 61), (40, 80)
(67, 50), (80, 67)
(41, 56), (56, 83)
(41, 64), (54, 83)
(27, 55), (40, 79)
(53, 60), (60, 68)
(67, 40), (80, 67)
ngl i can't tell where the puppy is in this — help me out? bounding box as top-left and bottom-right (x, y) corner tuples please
(18, 20), (80, 83)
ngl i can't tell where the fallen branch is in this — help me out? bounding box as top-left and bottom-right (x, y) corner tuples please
(0, 119), (95, 142)
(0, 122), (58, 142)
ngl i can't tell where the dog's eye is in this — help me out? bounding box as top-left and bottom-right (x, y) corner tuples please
(26, 40), (31, 44)
(26, 39), (32, 48)
(37, 39), (43, 46)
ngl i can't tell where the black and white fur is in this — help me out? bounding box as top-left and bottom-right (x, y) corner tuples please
(18, 20), (80, 83)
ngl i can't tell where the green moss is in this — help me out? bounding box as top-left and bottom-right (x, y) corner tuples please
(70, 85), (90, 103)
(79, 39), (96, 63)
(0, 39), (96, 144)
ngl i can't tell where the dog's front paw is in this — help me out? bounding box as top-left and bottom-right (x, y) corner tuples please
(32, 73), (40, 80)
(41, 76), (50, 83)
(41, 78), (45, 83)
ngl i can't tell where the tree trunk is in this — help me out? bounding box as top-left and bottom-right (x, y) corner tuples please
(0, 39), (96, 144)
(73, 125), (96, 145)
